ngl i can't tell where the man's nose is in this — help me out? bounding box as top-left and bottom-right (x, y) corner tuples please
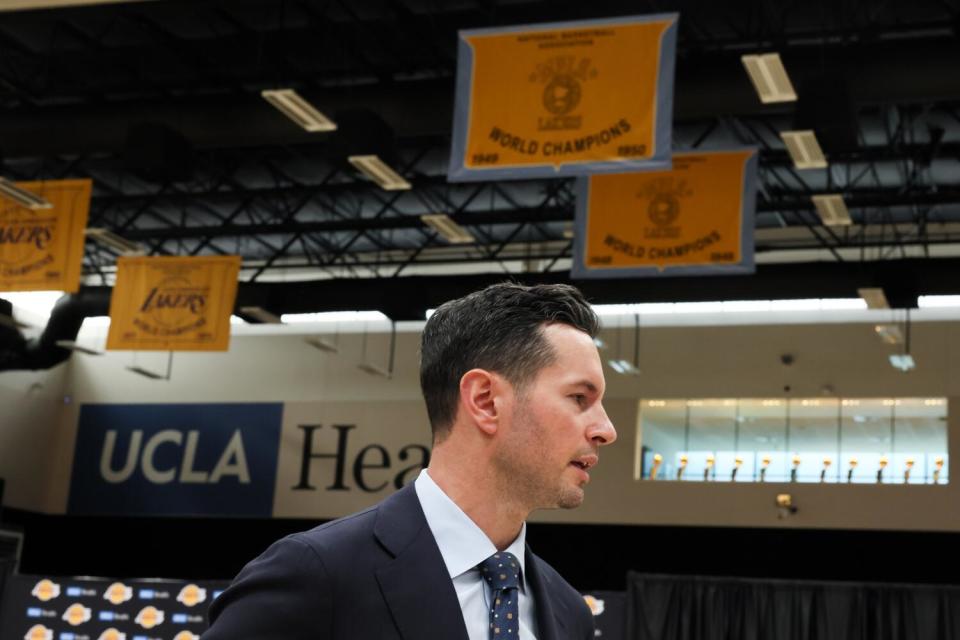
(589, 404), (617, 445)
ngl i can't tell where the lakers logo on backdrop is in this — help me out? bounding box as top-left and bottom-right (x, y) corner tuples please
(531, 56), (597, 131)
(639, 177), (693, 239)
(97, 629), (126, 640)
(30, 579), (60, 602)
(23, 624), (53, 640)
(173, 632), (200, 640)
(177, 584), (207, 607)
(103, 581), (133, 605)
(135, 605), (164, 629)
(62, 603), (92, 626)
(583, 594), (605, 616)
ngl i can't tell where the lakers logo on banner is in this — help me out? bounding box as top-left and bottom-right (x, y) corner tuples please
(449, 14), (678, 181)
(572, 149), (758, 278)
(106, 255), (241, 351)
(0, 179), (91, 292)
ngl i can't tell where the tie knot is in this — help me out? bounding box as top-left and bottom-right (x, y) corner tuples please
(479, 551), (521, 590)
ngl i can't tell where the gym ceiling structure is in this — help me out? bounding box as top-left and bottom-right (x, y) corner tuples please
(2, 0), (960, 588)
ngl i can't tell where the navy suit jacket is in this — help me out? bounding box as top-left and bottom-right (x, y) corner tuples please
(204, 483), (594, 639)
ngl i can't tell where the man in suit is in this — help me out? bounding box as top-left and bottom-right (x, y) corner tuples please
(204, 283), (617, 639)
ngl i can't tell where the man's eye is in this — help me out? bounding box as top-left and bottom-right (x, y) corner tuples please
(572, 394), (587, 406)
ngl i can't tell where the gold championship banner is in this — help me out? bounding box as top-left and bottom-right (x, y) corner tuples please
(107, 255), (241, 351)
(448, 14), (678, 181)
(572, 149), (758, 278)
(0, 178), (91, 293)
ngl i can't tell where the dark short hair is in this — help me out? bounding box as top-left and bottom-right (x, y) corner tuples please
(419, 282), (599, 441)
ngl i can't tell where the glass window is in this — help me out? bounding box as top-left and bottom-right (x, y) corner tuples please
(638, 397), (948, 485)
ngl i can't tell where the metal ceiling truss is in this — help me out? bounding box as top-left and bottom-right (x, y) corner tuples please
(0, 0), (958, 287)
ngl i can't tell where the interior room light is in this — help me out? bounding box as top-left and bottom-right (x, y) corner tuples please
(85, 228), (146, 256)
(1, 290), (64, 320)
(780, 130), (827, 169)
(874, 324), (904, 345)
(740, 53), (797, 103)
(348, 155), (411, 191)
(857, 287), (890, 309)
(420, 214), (475, 244)
(282, 311), (388, 323)
(0, 177), (52, 209)
(918, 295), (960, 308)
(812, 194), (852, 226)
(261, 89), (337, 132)
(607, 358), (640, 376)
(889, 354), (916, 372)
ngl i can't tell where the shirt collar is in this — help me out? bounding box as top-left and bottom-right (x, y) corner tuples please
(414, 469), (527, 583)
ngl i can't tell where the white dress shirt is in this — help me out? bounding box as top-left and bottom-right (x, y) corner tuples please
(415, 469), (539, 640)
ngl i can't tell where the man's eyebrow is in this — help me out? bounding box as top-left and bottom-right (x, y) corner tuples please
(569, 380), (599, 393)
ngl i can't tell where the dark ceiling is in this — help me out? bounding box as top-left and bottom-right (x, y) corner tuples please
(0, 0), (959, 313)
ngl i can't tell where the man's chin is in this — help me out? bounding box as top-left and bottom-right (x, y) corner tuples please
(556, 486), (585, 510)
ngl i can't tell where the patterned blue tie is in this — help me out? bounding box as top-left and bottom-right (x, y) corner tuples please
(479, 551), (521, 639)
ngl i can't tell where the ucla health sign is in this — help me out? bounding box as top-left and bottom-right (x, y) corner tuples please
(68, 404), (283, 517)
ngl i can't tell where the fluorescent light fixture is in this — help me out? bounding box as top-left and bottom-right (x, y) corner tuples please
(55, 340), (104, 356)
(918, 295), (960, 308)
(593, 337), (607, 350)
(81, 316), (111, 329)
(741, 53), (797, 104)
(1, 291), (65, 323)
(85, 227), (146, 256)
(348, 155), (411, 191)
(357, 362), (392, 378)
(0, 177), (52, 209)
(780, 130), (827, 169)
(889, 354), (916, 372)
(239, 306), (283, 324)
(608, 358), (640, 376)
(261, 89), (337, 132)
(420, 214), (475, 244)
(282, 310), (388, 323)
(874, 324), (904, 345)
(304, 336), (339, 353)
(812, 194), (852, 226)
(858, 287), (890, 310)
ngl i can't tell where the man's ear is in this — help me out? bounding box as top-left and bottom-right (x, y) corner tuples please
(459, 369), (501, 436)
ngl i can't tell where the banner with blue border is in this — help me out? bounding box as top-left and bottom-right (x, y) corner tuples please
(572, 149), (758, 278)
(448, 14), (678, 181)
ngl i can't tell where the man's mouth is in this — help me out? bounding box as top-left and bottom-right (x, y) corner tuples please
(569, 455), (598, 471)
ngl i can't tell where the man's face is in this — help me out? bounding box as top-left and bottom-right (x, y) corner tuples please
(494, 323), (617, 510)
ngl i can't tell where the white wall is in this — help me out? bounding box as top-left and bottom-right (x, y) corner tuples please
(3, 318), (960, 530)
(0, 365), (69, 510)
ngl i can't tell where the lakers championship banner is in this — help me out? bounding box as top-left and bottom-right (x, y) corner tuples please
(0, 179), (91, 293)
(572, 149), (759, 278)
(106, 255), (241, 351)
(448, 14), (678, 181)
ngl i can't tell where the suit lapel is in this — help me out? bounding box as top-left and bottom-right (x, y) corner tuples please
(374, 484), (470, 640)
(525, 547), (568, 640)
